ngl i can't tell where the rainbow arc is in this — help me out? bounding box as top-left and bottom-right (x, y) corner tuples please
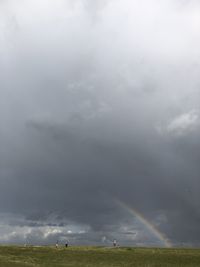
(115, 199), (172, 247)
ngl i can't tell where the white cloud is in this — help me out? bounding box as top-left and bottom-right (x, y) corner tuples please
(0, 213), (90, 245)
(156, 109), (199, 136)
(167, 109), (199, 135)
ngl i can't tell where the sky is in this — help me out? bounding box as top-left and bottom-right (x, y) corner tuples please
(0, 0), (200, 247)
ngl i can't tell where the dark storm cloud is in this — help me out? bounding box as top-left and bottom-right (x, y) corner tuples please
(1, 0), (200, 245)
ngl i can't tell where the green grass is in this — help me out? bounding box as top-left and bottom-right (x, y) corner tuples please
(0, 246), (200, 267)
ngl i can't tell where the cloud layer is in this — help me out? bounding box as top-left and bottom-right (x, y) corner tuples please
(1, 0), (200, 246)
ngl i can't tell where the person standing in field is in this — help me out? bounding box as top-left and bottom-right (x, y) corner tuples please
(113, 239), (117, 247)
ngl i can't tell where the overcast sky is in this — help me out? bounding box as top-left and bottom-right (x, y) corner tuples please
(1, 0), (200, 246)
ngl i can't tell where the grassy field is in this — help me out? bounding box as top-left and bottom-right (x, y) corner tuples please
(0, 246), (200, 267)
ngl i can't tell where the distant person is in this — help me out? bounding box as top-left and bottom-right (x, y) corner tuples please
(113, 239), (117, 247)
(65, 241), (68, 248)
(56, 241), (59, 248)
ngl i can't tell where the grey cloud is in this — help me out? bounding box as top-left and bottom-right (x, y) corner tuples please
(0, 0), (200, 246)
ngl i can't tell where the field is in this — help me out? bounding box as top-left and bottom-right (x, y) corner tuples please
(0, 246), (200, 267)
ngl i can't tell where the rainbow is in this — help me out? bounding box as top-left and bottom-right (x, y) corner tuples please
(115, 199), (172, 247)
